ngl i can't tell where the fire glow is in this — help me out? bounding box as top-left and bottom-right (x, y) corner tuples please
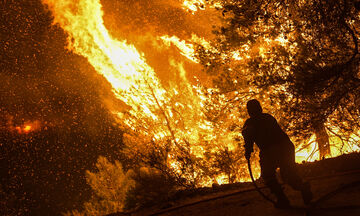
(11, 120), (41, 134)
(182, 0), (206, 13)
(42, 0), (238, 185)
(42, 0), (358, 185)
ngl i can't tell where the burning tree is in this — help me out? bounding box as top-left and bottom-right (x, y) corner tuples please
(39, 0), (360, 213)
(41, 0), (253, 194)
(197, 0), (360, 160)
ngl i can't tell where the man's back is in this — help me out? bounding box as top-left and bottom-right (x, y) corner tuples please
(242, 113), (291, 151)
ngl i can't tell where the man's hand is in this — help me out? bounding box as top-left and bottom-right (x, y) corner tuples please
(245, 151), (251, 160)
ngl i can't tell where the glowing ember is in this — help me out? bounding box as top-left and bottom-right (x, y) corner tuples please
(23, 125), (32, 133)
(10, 120), (41, 134)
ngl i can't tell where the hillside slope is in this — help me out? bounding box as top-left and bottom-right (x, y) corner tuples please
(137, 153), (360, 216)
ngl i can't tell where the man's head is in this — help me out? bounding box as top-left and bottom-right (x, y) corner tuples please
(246, 99), (263, 117)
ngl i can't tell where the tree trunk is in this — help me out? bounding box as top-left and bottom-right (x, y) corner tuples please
(314, 123), (331, 160)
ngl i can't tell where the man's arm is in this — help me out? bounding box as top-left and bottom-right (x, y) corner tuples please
(242, 120), (254, 160)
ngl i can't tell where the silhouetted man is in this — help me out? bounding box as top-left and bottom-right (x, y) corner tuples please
(242, 99), (312, 208)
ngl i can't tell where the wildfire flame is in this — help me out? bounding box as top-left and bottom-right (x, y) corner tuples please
(295, 131), (360, 163)
(182, 0), (222, 14)
(42, 0), (359, 186)
(160, 34), (213, 63)
(42, 0), (238, 186)
(182, 0), (206, 13)
(43, 0), (169, 128)
(160, 35), (199, 63)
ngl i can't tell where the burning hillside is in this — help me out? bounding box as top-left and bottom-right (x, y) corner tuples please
(41, 0), (246, 187)
(41, 0), (359, 186)
(1, 0), (360, 215)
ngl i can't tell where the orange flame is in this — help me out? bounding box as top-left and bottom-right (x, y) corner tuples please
(295, 131), (360, 163)
(42, 0), (359, 186)
(182, 0), (206, 13)
(160, 34), (213, 63)
(11, 120), (41, 134)
(43, 0), (168, 128)
(42, 0), (239, 186)
(182, 0), (222, 14)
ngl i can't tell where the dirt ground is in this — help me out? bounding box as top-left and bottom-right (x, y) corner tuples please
(134, 154), (360, 216)
(142, 171), (360, 216)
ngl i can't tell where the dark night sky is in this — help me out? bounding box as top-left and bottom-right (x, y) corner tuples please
(1, 0), (125, 214)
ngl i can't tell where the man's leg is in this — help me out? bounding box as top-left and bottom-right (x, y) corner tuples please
(260, 157), (290, 208)
(280, 148), (313, 205)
